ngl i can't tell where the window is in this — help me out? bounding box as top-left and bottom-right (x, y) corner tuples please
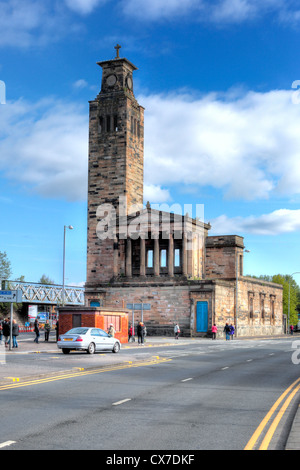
(174, 248), (181, 267)
(106, 115), (111, 132)
(249, 296), (254, 319)
(99, 117), (104, 133)
(104, 315), (121, 332)
(147, 249), (153, 268)
(114, 115), (118, 132)
(160, 249), (167, 268)
(261, 297), (265, 319)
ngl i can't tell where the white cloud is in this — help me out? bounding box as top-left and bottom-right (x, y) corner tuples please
(73, 79), (89, 89)
(121, 0), (201, 20)
(64, 0), (106, 15)
(143, 184), (171, 203)
(140, 88), (300, 201)
(1, 85), (300, 209)
(121, 0), (300, 24)
(210, 209), (300, 235)
(0, 98), (88, 201)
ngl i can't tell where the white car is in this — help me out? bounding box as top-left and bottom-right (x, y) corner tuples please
(57, 327), (121, 355)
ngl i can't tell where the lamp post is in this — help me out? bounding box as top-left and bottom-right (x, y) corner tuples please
(235, 248), (250, 338)
(288, 272), (300, 334)
(62, 225), (73, 306)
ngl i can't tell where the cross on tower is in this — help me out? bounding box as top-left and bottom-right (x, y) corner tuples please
(114, 44), (121, 59)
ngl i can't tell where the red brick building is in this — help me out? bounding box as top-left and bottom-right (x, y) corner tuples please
(85, 48), (283, 338)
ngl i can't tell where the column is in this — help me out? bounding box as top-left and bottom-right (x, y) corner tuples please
(113, 238), (119, 277)
(126, 238), (132, 277)
(168, 233), (174, 277)
(154, 238), (160, 276)
(140, 237), (146, 276)
(182, 233), (188, 277)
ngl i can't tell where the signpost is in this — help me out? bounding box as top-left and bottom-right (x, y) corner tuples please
(0, 290), (22, 351)
(126, 303), (151, 334)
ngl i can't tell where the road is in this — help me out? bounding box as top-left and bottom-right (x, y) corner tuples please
(0, 335), (299, 451)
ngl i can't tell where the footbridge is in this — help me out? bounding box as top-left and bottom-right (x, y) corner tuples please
(1, 280), (85, 306)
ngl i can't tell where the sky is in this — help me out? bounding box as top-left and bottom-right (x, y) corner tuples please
(1, 0), (300, 287)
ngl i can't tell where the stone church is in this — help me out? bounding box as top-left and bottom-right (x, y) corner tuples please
(85, 47), (283, 337)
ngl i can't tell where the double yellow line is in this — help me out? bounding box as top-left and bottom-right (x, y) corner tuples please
(0, 357), (171, 391)
(245, 377), (300, 450)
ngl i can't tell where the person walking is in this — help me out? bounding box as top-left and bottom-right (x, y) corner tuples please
(2, 318), (10, 348)
(174, 323), (180, 340)
(55, 320), (59, 342)
(128, 324), (134, 342)
(11, 319), (19, 348)
(34, 318), (40, 343)
(44, 320), (51, 342)
(108, 323), (115, 337)
(211, 323), (218, 340)
(290, 324), (294, 335)
(224, 323), (231, 341)
(0, 318), (3, 345)
(137, 321), (145, 345)
(229, 323), (235, 339)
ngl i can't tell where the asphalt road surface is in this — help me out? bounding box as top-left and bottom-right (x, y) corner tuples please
(1, 336), (299, 451)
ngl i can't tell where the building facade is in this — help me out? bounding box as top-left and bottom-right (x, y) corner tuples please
(85, 48), (283, 337)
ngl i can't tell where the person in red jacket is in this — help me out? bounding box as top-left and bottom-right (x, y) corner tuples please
(211, 324), (218, 340)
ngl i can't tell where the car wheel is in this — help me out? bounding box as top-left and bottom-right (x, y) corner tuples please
(62, 348), (70, 354)
(112, 342), (120, 353)
(87, 342), (95, 354)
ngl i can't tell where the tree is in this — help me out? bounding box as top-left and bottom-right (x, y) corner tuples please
(39, 274), (55, 285)
(0, 251), (12, 281)
(272, 274), (299, 326)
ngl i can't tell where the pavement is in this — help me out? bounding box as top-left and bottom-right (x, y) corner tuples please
(1, 332), (300, 450)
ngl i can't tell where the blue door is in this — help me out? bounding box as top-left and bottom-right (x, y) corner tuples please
(196, 301), (208, 333)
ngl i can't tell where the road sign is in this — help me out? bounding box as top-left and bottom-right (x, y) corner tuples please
(126, 303), (151, 311)
(0, 290), (22, 303)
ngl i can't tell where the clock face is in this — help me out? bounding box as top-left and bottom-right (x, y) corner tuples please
(126, 76), (133, 90)
(106, 74), (117, 87)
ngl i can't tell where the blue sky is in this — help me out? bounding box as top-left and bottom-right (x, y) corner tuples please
(1, 0), (300, 286)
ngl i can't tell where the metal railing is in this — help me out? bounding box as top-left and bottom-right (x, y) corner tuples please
(1, 280), (85, 306)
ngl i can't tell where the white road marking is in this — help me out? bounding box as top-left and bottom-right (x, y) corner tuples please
(221, 367), (229, 370)
(181, 378), (193, 382)
(0, 441), (16, 449)
(112, 398), (131, 406)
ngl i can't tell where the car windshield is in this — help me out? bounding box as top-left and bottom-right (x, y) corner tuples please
(66, 328), (89, 335)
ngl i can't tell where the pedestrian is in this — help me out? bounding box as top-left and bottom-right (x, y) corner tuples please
(55, 320), (59, 342)
(44, 320), (51, 342)
(229, 323), (235, 339)
(11, 319), (19, 348)
(224, 323), (231, 341)
(290, 324), (294, 335)
(108, 323), (115, 337)
(211, 323), (218, 340)
(0, 318), (3, 345)
(174, 323), (180, 339)
(2, 318), (10, 348)
(128, 324), (135, 342)
(34, 318), (40, 343)
(137, 321), (145, 345)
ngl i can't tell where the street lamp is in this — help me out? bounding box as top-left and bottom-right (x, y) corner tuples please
(62, 225), (73, 306)
(288, 272), (300, 334)
(235, 248), (250, 338)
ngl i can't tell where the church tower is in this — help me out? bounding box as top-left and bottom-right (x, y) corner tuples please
(86, 46), (144, 285)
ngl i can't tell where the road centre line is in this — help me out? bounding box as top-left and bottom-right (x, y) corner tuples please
(112, 398), (131, 406)
(244, 377), (300, 450)
(181, 378), (193, 382)
(0, 357), (172, 391)
(0, 441), (16, 449)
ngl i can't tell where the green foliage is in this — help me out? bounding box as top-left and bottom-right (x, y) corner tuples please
(39, 274), (55, 285)
(0, 251), (12, 281)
